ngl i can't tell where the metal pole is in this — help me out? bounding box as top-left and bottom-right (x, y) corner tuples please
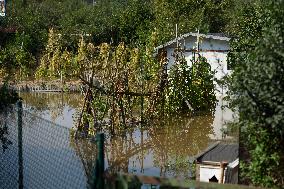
(93, 133), (105, 189)
(17, 101), (23, 189)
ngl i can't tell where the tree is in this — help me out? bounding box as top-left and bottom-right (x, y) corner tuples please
(1, 0), (237, 80)
(228, 0), (284, 187)
(0, 32), (35, 79)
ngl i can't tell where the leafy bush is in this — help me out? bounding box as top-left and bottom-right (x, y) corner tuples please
(166, 55), (216, 114)
(228, 0), (284, 187)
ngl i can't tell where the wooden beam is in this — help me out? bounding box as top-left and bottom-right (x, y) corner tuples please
(200, 161), (222, 166)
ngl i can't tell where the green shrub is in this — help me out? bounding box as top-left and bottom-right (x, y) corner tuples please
(228, 0), (284, 187)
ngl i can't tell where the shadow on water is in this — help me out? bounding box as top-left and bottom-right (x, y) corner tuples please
(0, 92), (233, 188)
(0, 107), (19, 188)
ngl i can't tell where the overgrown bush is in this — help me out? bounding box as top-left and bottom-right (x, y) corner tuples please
(228, 0), (284, 187)
(166, 55), (216, 114)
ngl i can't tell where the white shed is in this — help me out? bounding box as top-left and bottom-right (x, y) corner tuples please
(154, 32), (231, 96)
(195, 142), (239, 184)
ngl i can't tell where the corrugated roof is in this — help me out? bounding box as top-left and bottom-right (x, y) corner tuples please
(196, 143), (238, 163)
(154, 32), (230, 52)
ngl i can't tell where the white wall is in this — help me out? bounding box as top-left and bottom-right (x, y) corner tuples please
(210, 97), (234, 140)
(199, 165), (226, 183)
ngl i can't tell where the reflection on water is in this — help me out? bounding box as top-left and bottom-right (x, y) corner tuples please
(105, 115), (213, 178)
(19, 92), (233, 180)
(19, 92), (83, 127)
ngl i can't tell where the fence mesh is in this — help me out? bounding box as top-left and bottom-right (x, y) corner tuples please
(0, 109), (18, 189)
(0, 104), (93, 189)
(0, 103), (251, 189)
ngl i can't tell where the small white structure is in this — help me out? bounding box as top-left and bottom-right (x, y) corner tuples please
(154, 32), (231, 96)
(195, 142), (239, 184)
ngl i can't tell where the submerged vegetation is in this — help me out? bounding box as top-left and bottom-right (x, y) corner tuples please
(35, 30), (216, 136)
(1, 0), (283, 188)
(15, 26), (217, 136)
(1, 1), (222, 131)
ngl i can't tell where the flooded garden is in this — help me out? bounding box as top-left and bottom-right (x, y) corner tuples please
(18, 92), (234, 180)
(1, 32), (236, 188)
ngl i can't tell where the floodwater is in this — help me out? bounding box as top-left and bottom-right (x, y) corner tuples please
(0, 92), (234, 188)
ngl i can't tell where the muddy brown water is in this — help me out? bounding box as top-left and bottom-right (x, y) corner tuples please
(2, 92), (234, 188)
(20, 92), (234, 174)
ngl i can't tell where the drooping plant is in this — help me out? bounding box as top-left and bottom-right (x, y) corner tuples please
(75, 42), (142, 135)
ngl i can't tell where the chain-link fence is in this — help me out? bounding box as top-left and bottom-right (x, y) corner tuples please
(0, 107), (18, 189)
(0, 102), (260, 189)
(0, 102), (91, 189)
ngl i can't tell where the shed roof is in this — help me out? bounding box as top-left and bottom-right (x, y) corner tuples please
(196, 142), (238, 164)
(154, 32), (230, 52)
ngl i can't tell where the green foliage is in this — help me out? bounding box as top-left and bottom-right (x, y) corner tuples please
(166, 54), (216, 114)
(0, 32), (35, 79)
(228, 0), (284, 187)
(1, 0), (223, 137)
(35, 28), (76, 80)
(1, 0), (237, 80)
(0, 83), (19, 109)
(69, 37), (216, 135)
(152, 0), (234, 44)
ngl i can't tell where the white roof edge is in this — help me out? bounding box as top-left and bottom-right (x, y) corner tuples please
(154, 32), (230, 52)
(228, 158), (239, 168)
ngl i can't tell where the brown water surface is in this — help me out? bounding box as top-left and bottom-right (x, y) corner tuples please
(20, 92), (233, 179)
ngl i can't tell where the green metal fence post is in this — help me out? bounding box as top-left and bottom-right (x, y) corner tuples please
(17, 100), (23, 189)
(93, 133), (105, 189)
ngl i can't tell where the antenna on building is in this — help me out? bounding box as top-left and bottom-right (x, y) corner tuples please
(175, 23), (178, 48)
(197, 29), (200, 52)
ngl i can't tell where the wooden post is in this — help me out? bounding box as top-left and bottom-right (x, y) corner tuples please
(220, 161), (228, 184)
(17, 101), (23, 189)
(60, 71), (63, 92)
